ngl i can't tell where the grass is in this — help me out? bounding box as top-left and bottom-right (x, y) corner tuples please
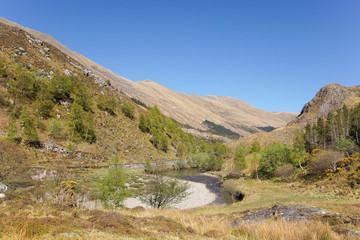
(1, 178), (359, 239)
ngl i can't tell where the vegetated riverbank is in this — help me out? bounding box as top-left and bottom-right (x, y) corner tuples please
(2, 178), (359, 239)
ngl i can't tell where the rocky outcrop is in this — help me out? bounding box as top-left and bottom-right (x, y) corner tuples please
(232, 205), (328, 226)
(232, 204), (360, 236)
(292, 84), (360, 124)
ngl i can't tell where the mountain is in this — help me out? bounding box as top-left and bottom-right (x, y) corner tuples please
(0, 17), (297, 140)
(228, 83), (360, 149)
(0, 19), (185, 164)
(290, 83), (360, 125)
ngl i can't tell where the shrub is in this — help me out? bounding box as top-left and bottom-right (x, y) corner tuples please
(49, 74), (73, 102)
(234, 146), (247, 170)
(221, 180), (245, 203)
(150, 128), (168, 152)
(0, 91), (10, 106)
(188, 152), (222, 171)
(97, 95), (117, 115)
(6, 111), (19, 142)
(139, 113), (150, 132)
(258, 143), (292, 179)
(9, 71), (40, 100)
(308, 150), (344, 175)
(53, 181), (78, 208)
(249, 140), (261, 153)
(48, 119), (65, 140)
(176, 143), (187, 157)
(99, 162), (130, 209)
(20, 111), (39, 143)
(121, 101), (135, 119)
(274, 164), (296, 180)
(69, 103), (96, 143)
(335, 138), (358, 157)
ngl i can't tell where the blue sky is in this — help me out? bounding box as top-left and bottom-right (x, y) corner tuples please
(1, 0), (359, 113)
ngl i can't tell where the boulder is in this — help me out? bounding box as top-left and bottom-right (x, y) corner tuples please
(232, 205), (328, 227)
(0, 183), (8, 192)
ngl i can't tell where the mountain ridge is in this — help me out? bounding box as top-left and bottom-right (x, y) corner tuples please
(0, 17), (297, 139)
(228, 83), (360, 149)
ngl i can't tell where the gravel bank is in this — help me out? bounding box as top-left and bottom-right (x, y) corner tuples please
(124, 179), (218, 209)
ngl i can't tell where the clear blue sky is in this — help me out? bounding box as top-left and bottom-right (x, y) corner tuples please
(1, 0), (360, 113)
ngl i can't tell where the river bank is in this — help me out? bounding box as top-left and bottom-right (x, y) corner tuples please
(124, 172), (224, 209)
(124, 178), (219, 209)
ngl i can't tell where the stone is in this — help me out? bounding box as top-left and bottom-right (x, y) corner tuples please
(62, 232), (80, 238)
(0, 183), (8, 192)
(19, 47), (26, 52)
(0, 193), (5, 199)
(232, 205), (329, 227)
(63, 69), (71, 76)
(39, 49), (46, 56)
(44, 47), (50, 52)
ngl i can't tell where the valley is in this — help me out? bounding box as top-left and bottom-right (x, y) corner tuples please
(0, 17), (359, 240)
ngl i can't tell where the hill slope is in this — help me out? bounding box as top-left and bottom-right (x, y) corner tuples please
(229, 83), (360, 149)
(0, 17), (297, 139)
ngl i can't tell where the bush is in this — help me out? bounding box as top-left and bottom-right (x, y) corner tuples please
(9, 71), (40, 100)
(99, 154), (130, 209)
(53, 181), (78, 208)
(97, 95), (117, 116)
(234, 146), (247, 170)
(139, 113), (150, 132)
(150, 128), (168, 152)
(335, 138), (358, 157)
(274, 164), (296, 180)
(69, 103), (96, 143)
(249, 140), (261, 153)
(20, 111), (39, 143)
(48, 119), (65, 140)
(308, 150), (344, 175)
(258, 143), (292, 179)
(121, 101), (135, 119)
(0, 91), (10, 106)
(188, 152), (222, 171)
(221, 180), (245, 203)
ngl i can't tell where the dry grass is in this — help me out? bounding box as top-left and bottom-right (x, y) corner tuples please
(233, 220), (351, 240)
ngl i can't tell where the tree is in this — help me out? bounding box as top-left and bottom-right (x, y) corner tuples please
(139, 113), (149, 132)
(309, 150), (344, 174)
(122, 101), (135, 119)
(249, 140), (261, 153)
(99, 154), (130, 209)
(234, 146), (247, 170)
(48, 119), (65, 140)
(6, 111), (18, 142)
(97, 95), (117, 116)
(21, 111), (39, 143)
(69, 102), (95, 142)
(258, 143), (292, 179)
(335, 138), (358, 157)
(140, 174), (189, 208)
(292, 129), (306, 169)
(176, 143), (187, 157)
